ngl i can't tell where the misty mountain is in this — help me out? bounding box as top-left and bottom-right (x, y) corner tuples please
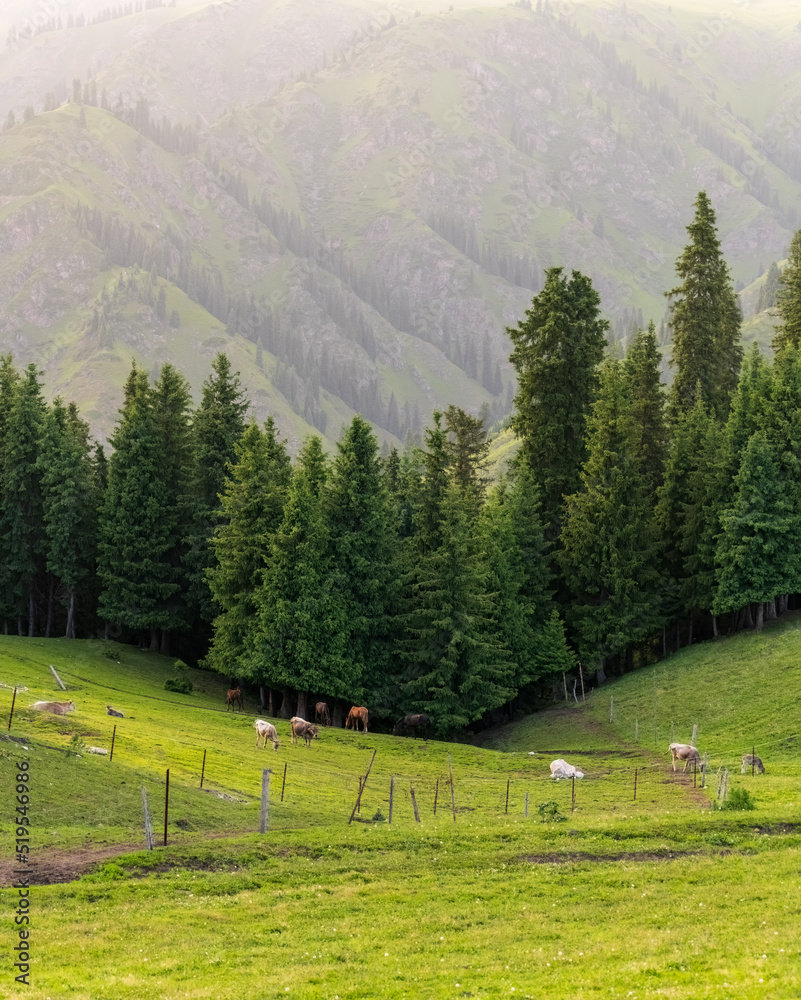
(0, 0), (797, 447)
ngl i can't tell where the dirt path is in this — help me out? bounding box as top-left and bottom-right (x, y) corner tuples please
(1, 842), (141, 887)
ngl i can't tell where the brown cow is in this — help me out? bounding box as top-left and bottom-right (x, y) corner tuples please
(315, 701), (332, 727)
(669, 743), (704, 773)
(33, 700), (76, 715)
(290, 717), (319, 746)
(226, 688), (244, 712)
(345, 706), (368, 733)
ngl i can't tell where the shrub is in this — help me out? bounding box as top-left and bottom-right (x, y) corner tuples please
(720, 787), (756, 811)
(102, 648), (117, 660)
(173, 659), (188, 671)
(164, 677), (193, 695)
(537, 800), (566, 823)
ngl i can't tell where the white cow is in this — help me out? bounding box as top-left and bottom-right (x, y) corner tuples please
(669, 743), (704, 772)
(253, 719), (280, 751)
(550, 759), (584, 780)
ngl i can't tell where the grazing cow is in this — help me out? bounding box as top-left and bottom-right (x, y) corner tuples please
(669, 743), (704, 773)
(549, 759), (584, 780)
(315, 701), (332, 727)
(345, 706), (368, 733)
(393, 713), (431, 739)
(226, 688), (244, 712)
(254, 719), (280, 751)
(107, 706), (124, 718)
(33, 700), (76, 715)
(741, 754), (765, 774)
(290, 717), (319, 746)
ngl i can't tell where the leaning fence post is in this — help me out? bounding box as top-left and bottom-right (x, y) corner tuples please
(505, 779), (510, 814)
(579, 662), (585, 701)
(199, 748), (206, 788)
(562, 672), (568, 703)
(691, 723), (698, 745)
(280, 762), (287, 802)
(7, 686), (17, 731)
(525, 791), (529, 818)
(389, 776), (394, 824)
(348, 750), (377, 824)
(752, 745), (755, 777)
(50, 665), (66, 691)
(141, 787), (153, 850)
(434, 778), (439, 816)
(633, 767), (637, 802)
(571, 774), (576, 813)
(448, 757), (457, 823)
(410, 784), (420, 823)
(109, 724), (117, 763)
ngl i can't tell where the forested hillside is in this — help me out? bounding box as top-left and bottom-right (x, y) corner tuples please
(3, 193), (801, 736)
(0, 0), (798, 446)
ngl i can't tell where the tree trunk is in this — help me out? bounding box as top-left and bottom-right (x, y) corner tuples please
(45, 578), (55, 638)
(332, 700), (345, 728)
(279, 688), (293, 719)
(675, 623), (681, 650)
(65, 591), (75, 640)
(296, 690), (308, 720)
(17, 616), (23, 636)
(754, 602), (764, 630)
(662, 628), (666, 658)
(28, 592), (36, 637)
(687, 612), (693, 646)
(159, 630), (170, 656)
(104, 622), (109, 641)
(740, 603), (754, 630)
(149, 628), (159, 651)
(764, 598), (777, 621)
(779, 594), (789, 615)
(711, 614), (718, 638)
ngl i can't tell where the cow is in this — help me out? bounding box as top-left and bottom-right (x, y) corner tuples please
(254, 719), (280, 751)
(550, 759), (584, 780)
(669, 743), (704, 773)
(393, 713), (431, 739)
(315, 702), (332, 727)
(33, 700), (76, 715)
(741, 754), (765, 774)
(290, 717), (319, 746)
(345, 706), (368, 733)
(106, 706), (124, 718)
(226, 688), (244, 712)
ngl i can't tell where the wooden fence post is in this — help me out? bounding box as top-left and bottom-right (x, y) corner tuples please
(448, 758), (457, 823)
(571, 775), (576, 813)
(633, 768), (637, 802)
(348, 750), (377, 824)
(562, 672), (568, 703)
(691, 723), (698, 745)
(109, 725), (117, 763)
(525, 791), (529, 818)
(50, 665), (66, 691)
(141, 787), (153, 850)
(163, 769), (170, 847)
(389, 776), (394, 824)
(410, 784), (420, 823)
(433, 779), (439, 816)
(260, 769), (271, 833)
(579, 662), (585, 701)
(505, 779), (510, 814)
(280, 762), (287, 801)
(199, 748), (206, 788)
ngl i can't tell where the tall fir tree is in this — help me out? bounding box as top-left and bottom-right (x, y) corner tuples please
(0, 364), (46, 635)
(184, 354), (249, 627)
(443, 404), (490, 515)
(667, 191), (742, 422)
(623, 321), (668, 501)
(97, 365), (180, 648)
(324, 416), (402, 715)
(714, 430), (794, 630)
(560, 360), (662, 675)
(38, 399), (97, 638)
(773, 229), (801, 351)
(508, 266), (608, 537)
(206, 419), (291, 680)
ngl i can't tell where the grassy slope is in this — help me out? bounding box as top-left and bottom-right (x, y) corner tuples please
(1, 616), (800, 998)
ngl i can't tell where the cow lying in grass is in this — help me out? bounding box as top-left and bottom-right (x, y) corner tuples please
(107, 706), (124, 718)
(741, 754), (765, 774)
(290, 717), (319, 746)
(669, 743), (704, 773)
(550, 759), (584, 780)
(33, 700), (76, 715)
(254, 719), (280, 751)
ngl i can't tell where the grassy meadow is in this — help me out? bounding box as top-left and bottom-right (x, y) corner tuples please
(1, 622), (800, 999)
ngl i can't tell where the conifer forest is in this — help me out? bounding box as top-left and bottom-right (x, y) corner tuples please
(4, 189), (801, 737)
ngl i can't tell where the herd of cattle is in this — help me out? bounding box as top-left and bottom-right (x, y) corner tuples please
(29, 698), (766, 777)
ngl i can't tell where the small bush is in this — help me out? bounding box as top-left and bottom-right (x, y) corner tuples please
(164, 677), (193, 695)
(173, 659), (188, 671)
(537, 800), (567, 823)
(102, 648), (117, 660)
(720, 787), (756, 811)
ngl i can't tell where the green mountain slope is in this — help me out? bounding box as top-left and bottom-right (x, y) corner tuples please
(0, 0), (799, 445)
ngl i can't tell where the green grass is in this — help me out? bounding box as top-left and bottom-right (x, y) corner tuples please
(2, 618), (801, 998)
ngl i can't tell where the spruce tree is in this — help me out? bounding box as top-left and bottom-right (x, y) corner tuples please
(324, 416), (402, 713)
(508, 267), (608, 536)
(773, 230), (801, 351)
(560, 360), (662, 673)
(623, 321), (668, 500)
(38, 400), (97, 638)
(97, 366), (179, 647)
(667, 191), (742, 422)
(184, 354), (248, 626)
(714, 431), (794, 630)
(0, 364), (47, 635)
(206, 419), (291, 679)
(443, 404), (490, 514)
